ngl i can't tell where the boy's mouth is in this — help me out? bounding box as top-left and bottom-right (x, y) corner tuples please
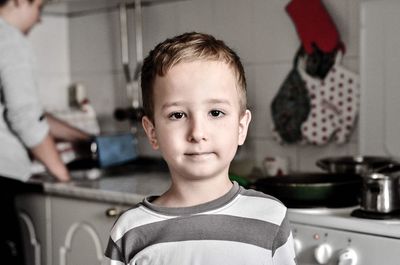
(185, 152), (215, 157)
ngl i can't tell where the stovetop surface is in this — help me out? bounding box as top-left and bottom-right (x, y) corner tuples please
(288, 206), (400, 238)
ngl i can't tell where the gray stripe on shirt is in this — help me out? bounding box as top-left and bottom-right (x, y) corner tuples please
(271, 211), (291, 256)
(105, 237), (126, 263)
(107, 214), (280, 263)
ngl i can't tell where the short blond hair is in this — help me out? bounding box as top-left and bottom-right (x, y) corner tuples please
(141, 32), (247, 121)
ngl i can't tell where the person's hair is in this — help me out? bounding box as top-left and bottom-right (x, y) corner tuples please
(141, 32), (247, 121)
(0, 0), (35, 7)
(0, 0), (10, 6)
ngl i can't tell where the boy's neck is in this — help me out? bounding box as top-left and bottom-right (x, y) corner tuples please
(153, 176), (233, 208)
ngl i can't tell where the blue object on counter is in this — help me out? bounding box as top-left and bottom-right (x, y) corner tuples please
(95, 133), (138, 168)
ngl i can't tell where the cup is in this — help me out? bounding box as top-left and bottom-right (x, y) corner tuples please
(263, 156), (289, 176)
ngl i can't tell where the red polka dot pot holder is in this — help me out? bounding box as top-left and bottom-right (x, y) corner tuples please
(297, 52), (360, 145)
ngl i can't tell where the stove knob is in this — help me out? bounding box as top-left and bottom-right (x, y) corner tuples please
(338, 248), (358, 265)
(293, 238), (302, 255)
(314, 243), (333, 264)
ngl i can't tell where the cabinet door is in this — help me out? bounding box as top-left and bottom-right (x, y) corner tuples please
(15, 194), (50, 265)
(50, 197), (133, 265)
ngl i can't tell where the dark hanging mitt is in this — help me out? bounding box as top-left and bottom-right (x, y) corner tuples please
(305, 43), (340, 79)
(271, 49), (310, 144)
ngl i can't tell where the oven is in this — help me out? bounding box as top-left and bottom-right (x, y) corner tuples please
(252, 168), (400, 264)
(288, 208), (400, 265)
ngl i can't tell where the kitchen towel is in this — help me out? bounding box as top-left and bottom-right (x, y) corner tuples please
(298, 51), (360, 145)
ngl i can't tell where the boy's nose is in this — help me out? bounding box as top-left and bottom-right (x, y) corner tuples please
(187, 116), (207, 142)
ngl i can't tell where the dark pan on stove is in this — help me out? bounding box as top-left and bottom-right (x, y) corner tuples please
(252, 173), (362, 208)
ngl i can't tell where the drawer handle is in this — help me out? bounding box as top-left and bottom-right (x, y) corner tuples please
(105, 207), (120, 218)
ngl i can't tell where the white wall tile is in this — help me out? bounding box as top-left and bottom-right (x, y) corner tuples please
(28, 15), (71, 109)
(252, 0), (299, 63)
(142, 3), (181, 56)
(213, 0), (254, 63)
(71, 72), (118, 116)
(322, 0), (360, 57)
(69, 11), (121, 74)
(297, 143), (352, 172)
(176, 0), (217, 35)
(347, 0), (361, 57)
(28, 16), (70, 74)
(322, 0), (349, 51)
(36, 74), (70, 110)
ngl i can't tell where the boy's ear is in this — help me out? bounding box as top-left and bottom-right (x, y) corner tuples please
(142, 116), (159, 150)
(238, 109), (252, 146)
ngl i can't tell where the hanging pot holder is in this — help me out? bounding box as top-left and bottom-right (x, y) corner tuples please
(298, 51), (360, 145)
(271, 48), (311, 144)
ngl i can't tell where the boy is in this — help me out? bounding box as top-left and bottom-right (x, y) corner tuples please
(104, 32), (296, 265)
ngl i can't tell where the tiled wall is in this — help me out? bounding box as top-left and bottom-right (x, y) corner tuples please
(32, 0), (361, 172)
(28, 15), (71, 111)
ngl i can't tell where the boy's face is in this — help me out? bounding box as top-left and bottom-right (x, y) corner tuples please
(142, 60), (251, 182)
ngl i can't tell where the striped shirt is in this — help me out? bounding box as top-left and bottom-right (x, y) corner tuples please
(103, 182), (296, 265)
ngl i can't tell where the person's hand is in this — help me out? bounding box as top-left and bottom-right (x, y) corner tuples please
(30, 133), (72, 183)
(51, 166), (71, 182)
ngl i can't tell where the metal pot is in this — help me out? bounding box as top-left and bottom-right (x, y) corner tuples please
(316, 156), (395, 175)
(361, 166), (400, 213)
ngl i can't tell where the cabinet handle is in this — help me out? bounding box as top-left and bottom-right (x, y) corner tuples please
(105, 207), (120, 218)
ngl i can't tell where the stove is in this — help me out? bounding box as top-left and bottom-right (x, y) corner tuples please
(288, 207), (400, 265)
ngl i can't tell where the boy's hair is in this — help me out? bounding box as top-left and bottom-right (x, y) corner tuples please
(0, 0), (35, 7)
(141, 32), (247, 121)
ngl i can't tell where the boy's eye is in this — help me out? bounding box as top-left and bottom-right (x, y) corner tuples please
(209, 110), (225, 117)
(169, 112), (186, 120)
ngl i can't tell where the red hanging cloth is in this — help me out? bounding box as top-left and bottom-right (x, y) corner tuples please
(286, 0), (342, 54)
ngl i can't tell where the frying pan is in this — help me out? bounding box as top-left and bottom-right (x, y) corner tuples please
(252, 173), (362, 208)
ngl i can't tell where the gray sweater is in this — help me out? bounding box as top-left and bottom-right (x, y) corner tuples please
(0, 18), (49, 181)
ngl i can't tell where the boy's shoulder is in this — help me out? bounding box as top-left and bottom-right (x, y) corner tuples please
(239, 186), (284, 203)
(238, 186), (287, 210)
(236, 185), (287, 225)
(110, 203), (162, 238)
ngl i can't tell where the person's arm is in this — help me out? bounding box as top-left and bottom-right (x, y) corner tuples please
(45, 113), (92, 142)
(29, 133), (70, 182)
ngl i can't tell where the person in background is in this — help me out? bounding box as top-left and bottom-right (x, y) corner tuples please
(103, 32), (296, 265)
(0, 0), (91, 263)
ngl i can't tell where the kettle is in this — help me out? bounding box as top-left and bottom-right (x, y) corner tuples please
(360, 164), (400, 213)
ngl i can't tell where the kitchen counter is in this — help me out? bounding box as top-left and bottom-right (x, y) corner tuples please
(27, 159), (172, 205)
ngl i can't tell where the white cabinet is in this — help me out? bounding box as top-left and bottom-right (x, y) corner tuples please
(51, 197), (131, 265)
(16, 194), (135, 265)
(16, 194), (50, 265)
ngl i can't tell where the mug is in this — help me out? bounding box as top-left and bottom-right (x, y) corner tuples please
(263, 156), (289, 176)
